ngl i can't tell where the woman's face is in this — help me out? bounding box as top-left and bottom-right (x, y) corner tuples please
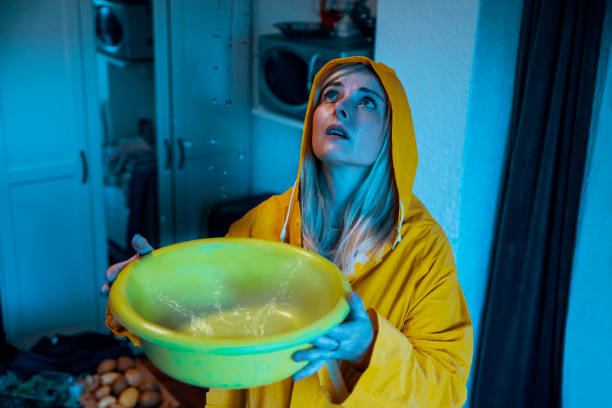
(312, 69), (388, 168)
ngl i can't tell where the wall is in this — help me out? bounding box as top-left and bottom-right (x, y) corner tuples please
(375, 0), (521, 401)
(456, 0), (522, 396)
(376, 0), (478, 248)
(562, 1), (612, 406)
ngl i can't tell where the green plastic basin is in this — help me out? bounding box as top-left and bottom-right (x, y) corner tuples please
(109, 238), (351, 388)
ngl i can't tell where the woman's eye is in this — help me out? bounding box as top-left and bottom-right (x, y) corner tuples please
(359, 97), (376, 108)
(324, 90), (338, 101)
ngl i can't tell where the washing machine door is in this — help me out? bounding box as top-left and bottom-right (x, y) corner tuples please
(261, 49), (310, 113)
(95, 5), (123, 50)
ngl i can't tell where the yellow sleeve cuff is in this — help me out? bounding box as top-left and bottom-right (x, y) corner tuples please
(105, 301), (142, 348)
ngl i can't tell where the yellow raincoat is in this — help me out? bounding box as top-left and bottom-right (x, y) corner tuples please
(106, 56), (473, 407)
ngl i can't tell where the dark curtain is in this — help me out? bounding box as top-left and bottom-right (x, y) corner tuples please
(471, 1), (606, 407)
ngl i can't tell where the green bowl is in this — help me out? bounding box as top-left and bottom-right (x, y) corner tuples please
(109, 238), (351, 388)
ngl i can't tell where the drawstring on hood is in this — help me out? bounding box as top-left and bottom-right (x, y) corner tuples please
(392, 200), (405, 250)
(280, 178), (298, 243)
(278, 56), (418, 252)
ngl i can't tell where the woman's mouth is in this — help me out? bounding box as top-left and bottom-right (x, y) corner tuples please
(325, 124), (349, 139)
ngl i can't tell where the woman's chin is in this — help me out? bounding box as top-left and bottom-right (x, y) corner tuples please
(314, 149), (349, 165)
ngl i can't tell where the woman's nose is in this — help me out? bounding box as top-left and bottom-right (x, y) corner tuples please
(336, 100), (349, 120)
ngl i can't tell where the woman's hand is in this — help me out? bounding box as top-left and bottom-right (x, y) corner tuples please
(99, 234), (154, 297)
(292, 292), (375, 381)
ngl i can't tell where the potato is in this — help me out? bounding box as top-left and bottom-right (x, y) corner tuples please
(79, 391), (97, 408)
(97, 359), (117, 374)
(112, 375), (128, 396)
(139, 380), (161, 393)
(100, 371), (121, 385)
(117, 356), (135, 372)
(83, 374), (100, 392)
(139, 390), (162, 408)
(94, 385), (111, 399)
(97, 395), (117, 408)
(124, 368), (142, 387)
(118, 387), (139, 408)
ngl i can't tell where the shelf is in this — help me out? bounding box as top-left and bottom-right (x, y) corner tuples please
(97, 52), (153, 69)
(251, 105), (304, 131)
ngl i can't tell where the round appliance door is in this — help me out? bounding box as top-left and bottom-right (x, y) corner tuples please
(95, 5), (123, 52)
(261, 49), (309, 108)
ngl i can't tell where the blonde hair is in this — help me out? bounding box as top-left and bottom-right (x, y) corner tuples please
(300, 63), (399, 274)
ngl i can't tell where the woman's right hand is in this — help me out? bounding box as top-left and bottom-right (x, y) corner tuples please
(99, 234), (154, 297)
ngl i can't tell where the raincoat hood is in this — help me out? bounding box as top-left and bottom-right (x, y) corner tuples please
(280, 56), (418, 248)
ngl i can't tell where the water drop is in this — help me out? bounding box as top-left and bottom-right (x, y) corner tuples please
(208, 165), (214, 171)
(212, 97), (217, 104)
(241, 40), (248, 47)
(225, 99), (232, 107)
(212, 66), (219, 71)
(227, 43), (233, 49)
(210, 138), (217, 144)
(237, 152), (245, 160)
(223, 169), (228, 175)
(213, 34), (221, 39)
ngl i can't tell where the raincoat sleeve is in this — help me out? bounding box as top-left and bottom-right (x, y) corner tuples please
(105, 300), (142, 347)
(336, 235), (473, 408)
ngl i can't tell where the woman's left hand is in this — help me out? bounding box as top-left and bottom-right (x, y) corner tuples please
(292, 292), (375, 381)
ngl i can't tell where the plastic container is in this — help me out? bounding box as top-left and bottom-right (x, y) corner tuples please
(109, 238), (351, 388)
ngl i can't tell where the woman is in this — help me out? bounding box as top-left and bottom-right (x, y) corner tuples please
(102, 56), (473, 407)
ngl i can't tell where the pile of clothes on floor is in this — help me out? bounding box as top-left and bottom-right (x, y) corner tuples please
(0, 332), (136, 407)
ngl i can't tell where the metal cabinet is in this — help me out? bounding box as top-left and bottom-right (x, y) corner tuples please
(154, 0), (252, 244)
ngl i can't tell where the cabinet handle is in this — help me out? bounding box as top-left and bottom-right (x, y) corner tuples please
(177, 138), (185, 170)
(164, 139), (172, 170)
(80, 150), (88, 184)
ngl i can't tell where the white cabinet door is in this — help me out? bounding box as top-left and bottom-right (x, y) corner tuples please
(0, 0), (106, 348)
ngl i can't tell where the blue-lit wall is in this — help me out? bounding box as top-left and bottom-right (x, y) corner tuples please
(375, 0), (521, 402)
(562, 2), (612, 407)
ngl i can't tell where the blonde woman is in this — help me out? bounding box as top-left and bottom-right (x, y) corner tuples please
(102, 56), (473, 407)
